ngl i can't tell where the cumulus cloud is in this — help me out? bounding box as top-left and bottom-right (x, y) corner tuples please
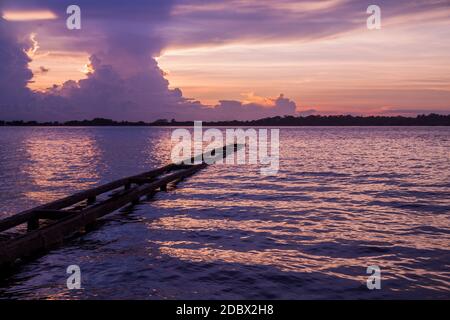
(0, 17), (33, 106)
(197, 94), (297, 121)
(36, 55), (296, 121)
(0, 1), (304, 121)
(39, 54), (206, 121)
(2, 0), (447, 121)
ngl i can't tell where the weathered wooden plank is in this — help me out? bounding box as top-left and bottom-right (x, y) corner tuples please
(129, 177), (155, 185)
(35, 210), (79, 220)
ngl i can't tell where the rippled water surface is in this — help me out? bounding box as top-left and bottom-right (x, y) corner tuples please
(0, 126), (449, 299)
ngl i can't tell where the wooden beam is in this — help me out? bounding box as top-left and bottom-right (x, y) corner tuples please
(0, 163), (207, 266)
(0, 144), (241, 267)
(129, 177), (154, 185)
(35, 210), (78, 220)
(0, 163), (177, 232)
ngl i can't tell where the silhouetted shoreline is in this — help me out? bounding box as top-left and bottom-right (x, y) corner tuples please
(0, 114), (449, 126)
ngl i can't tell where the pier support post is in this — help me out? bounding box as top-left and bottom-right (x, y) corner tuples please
(27, 218), (39, 232)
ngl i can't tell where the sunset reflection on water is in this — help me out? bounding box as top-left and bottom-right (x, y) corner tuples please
(0, 126), (449, 299)
(22, 132), (101, 202)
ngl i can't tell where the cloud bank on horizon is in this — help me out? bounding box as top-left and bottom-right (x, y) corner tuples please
(0, 0), (449, 121)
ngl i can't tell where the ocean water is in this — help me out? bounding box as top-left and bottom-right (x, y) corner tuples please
(0, 126), (449, 299)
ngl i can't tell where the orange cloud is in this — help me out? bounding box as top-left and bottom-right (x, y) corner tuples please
(241, 92), (276, 107)
(25, 33), (39, 58)
(2, 10), (57, 21)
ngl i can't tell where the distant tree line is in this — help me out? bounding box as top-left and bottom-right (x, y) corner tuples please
(0, 114), (449, 127)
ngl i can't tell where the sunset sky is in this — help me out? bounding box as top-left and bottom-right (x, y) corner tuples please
(0, 0), (449, 121)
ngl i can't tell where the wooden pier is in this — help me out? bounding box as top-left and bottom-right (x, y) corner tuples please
(0, 144), (239, 269)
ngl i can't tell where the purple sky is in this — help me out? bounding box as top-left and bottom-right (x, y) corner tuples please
(0, 0), (449, 121)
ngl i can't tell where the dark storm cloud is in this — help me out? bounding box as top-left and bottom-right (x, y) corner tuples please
(0, 17), (33, 106)
(0, 0), (448, 120)
(0, 0), (200, 121)
(0, 0), (300, 121)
